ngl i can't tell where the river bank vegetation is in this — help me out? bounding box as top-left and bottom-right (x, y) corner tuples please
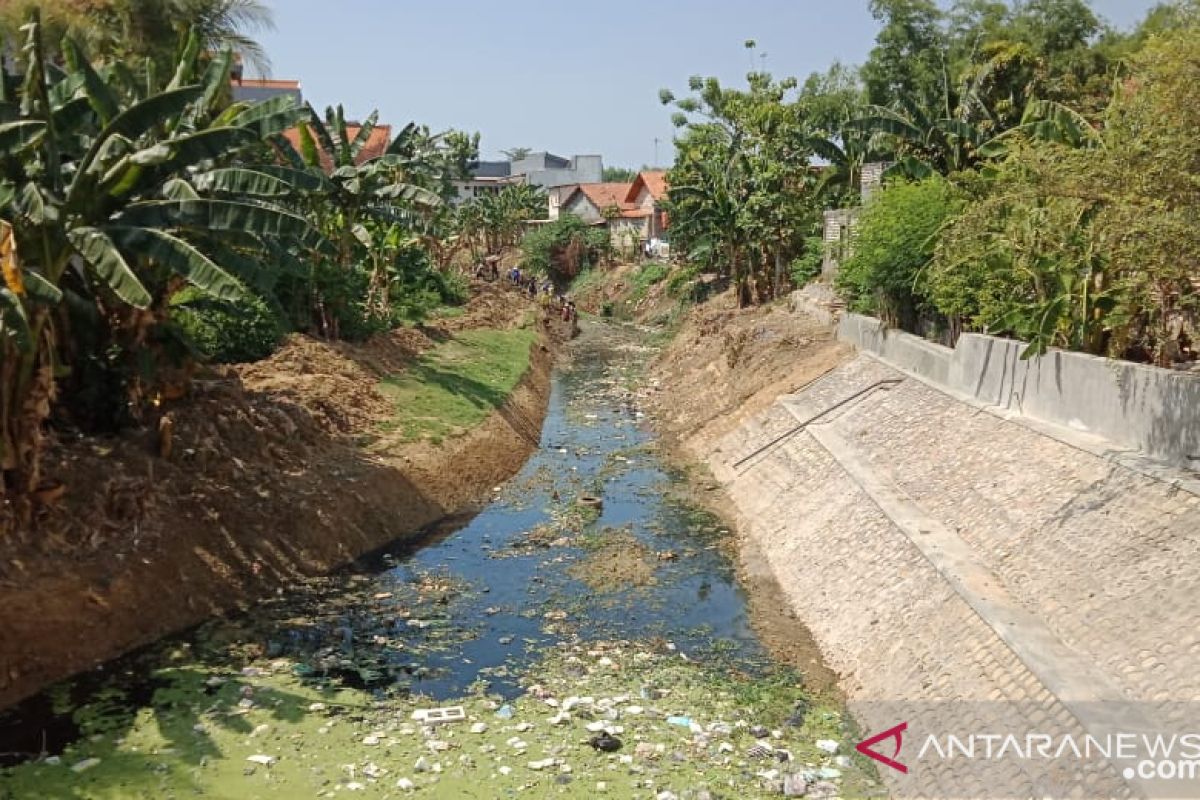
(0, 6), (549, 527)
(660, 0), (1200, 366)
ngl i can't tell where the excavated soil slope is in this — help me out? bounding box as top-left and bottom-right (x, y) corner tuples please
(650, 289), (851, 458)
(0, 283), (554, 709)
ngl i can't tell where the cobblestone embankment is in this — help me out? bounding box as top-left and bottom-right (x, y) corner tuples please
(706, 353), (1200, 798)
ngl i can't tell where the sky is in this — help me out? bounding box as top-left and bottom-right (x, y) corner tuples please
(255, 1), (1164, 169)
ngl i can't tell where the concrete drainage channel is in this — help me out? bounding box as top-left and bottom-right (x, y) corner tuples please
(710, 352), (1200, 798)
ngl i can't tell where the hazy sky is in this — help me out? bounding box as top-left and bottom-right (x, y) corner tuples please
(256, 1), (1163, 168)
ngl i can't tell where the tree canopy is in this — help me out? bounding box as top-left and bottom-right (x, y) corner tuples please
(661, 0), (1200, 365)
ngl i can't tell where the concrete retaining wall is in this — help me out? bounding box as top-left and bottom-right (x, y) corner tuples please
(837, 313), (1200, 469)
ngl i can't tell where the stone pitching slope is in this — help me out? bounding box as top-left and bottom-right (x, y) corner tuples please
(708, 354), (1200, 799)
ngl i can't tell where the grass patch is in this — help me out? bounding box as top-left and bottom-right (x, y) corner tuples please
(568, 266), (605, 297)
(629, 261), (670, 301)
(377, 328), (535, 443)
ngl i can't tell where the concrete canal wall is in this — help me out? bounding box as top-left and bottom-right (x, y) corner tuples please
(838, 312), (1200, 471)
(706, 309), (1200, 797)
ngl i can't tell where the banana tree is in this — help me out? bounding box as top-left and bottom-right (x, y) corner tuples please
(667, 146), (756, 306)
(272, 105), (477, 336)
(846, 51), (1102, 180)
(808, 126), (879, 204)
(975, 99), (1103, 161)
(0, 13), (317, 511)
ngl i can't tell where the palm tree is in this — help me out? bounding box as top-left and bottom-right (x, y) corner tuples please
(180, 0), (275, 75)
(1, 0), (276, 75)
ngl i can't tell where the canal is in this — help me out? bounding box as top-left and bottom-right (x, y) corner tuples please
(0, 320), (877, 799)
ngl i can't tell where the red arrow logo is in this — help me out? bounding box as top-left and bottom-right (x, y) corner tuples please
(856, 722), (908, 774)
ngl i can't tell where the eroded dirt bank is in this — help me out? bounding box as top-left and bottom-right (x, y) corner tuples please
(0, 283), (554, 710)
(648, 291), (850, 461)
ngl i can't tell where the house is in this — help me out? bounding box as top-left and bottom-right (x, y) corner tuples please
(557, 182), (653, 256)
(229, 60), (302, 105)
(510, 152), (603, 188)
(558, 183), (632, 224)
(279, 123), (393, 173)
(623, 170), (669, 241)
(231, 77), (302, 105)
(455, 160), (516, 204)
(556, 174), (672, 256)
(452, 151), (605, 205)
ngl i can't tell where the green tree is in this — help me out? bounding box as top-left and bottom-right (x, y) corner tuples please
(798, 62), (866, 138)
(861, 0), (947, 108)
(470, 184), (545, 256)
(929, 19), (1200, 363)
(662, 71), (816, 305)
(0, 0), (275, 74)
(521, 214), (607, 280)
(271, 106), (471, 336)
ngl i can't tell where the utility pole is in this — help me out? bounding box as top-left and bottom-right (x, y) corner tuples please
(653, 137), (659, 168)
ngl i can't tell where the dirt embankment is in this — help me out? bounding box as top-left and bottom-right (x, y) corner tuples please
(649, 289), (850, 458)
(644, 289), (853, 689)
(0, 282), (554, 710)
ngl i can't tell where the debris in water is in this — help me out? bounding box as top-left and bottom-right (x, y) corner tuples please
(590, 732), (622, 752)
(411, 705), (465, 724)
(783, 773), (808, 797)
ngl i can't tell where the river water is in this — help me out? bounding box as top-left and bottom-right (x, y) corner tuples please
(0, 321), (875, 798)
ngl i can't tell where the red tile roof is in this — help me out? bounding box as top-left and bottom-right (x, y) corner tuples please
(279, 124), (393, 173)
(625, 170), (668, 203)
(571, 182), (634, 210)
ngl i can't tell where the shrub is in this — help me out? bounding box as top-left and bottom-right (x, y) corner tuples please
(522, 214), (609, 280)
(631, 262), (670, 299)
(389, 246), (470, 325)
(171, 287), (285, 364)
(665, 263), (700, 297)
(835, 177), (963, 329)
(664, 263), (715, 304)
(789, 236), (824, 287)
